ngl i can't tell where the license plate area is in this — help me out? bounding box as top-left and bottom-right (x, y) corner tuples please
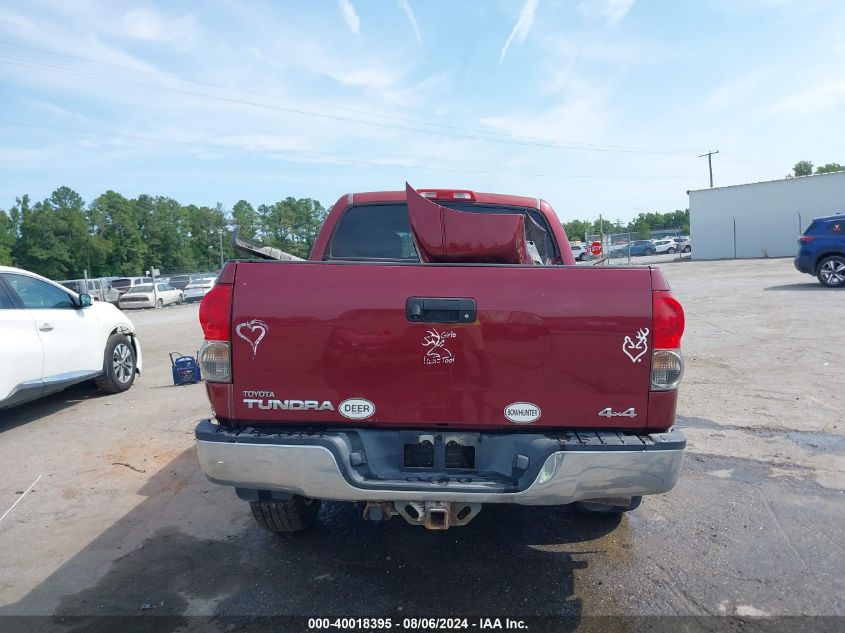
(403, 434), (477, 470)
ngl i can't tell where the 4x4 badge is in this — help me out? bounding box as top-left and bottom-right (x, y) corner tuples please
(598, 407), (637, 418)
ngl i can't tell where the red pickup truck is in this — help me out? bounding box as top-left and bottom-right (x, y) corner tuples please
(195, 186), (686, 532)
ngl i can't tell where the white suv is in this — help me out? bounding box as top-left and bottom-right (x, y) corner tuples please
(0, 266), (143, 410)
(570, 243), (588, 261)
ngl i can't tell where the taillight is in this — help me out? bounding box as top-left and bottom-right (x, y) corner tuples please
(798, 235), (816, 244)
(651, 291), (685, 390)
(199, 283), (232, 340)
(199, 283), (232, 383)
(652, 291), (684, 348)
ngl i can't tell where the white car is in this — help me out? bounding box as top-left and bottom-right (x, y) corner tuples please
(570, 243), (588, 261)
(652, 239), (679, 254)
(0, 266), (143, 410)
(183, 276), (217, 302)
(118, 282), (183, 309)
(674, 236), (692, 253)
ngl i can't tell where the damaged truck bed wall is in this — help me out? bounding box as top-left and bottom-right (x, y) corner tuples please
(405, 183), (547, 265)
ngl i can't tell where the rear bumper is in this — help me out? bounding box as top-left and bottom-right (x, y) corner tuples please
(195, 421), (685, 505)
(794, 255), (813, 275)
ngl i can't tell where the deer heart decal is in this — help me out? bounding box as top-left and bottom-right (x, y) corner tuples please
(622, 327), (650, 363)
(235, 319), (269, 358)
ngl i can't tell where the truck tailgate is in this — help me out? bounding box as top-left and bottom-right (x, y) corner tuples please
(230, 262), (653, 429)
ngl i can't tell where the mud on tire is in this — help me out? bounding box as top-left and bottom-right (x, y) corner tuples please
(250, 496), (321, 533)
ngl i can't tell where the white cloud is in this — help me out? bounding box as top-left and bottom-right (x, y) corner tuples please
(499, 0), (539, 66)
(769, 74), (845, 115)
(337, 0), (360, 36)
(398, 0), (422, 49)
(122, 7), (197, 48)
(577, 0), (635, 26)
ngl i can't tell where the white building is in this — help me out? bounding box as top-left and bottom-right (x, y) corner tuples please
(688, 170), (845, 260)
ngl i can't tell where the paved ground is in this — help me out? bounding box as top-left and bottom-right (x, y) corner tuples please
(0, 258), (842, 630)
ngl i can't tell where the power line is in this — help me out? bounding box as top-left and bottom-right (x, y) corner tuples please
(0, 40), (704, 155)
(0, 119), (694, 180)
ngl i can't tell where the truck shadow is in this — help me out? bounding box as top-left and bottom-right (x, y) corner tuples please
(1, 448), (623, 631)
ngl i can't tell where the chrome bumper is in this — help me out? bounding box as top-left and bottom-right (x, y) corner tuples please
(196, 423), (685, 505)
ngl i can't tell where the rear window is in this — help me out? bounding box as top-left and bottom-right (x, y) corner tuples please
(128, 285), (153, 294)
(112, 278), (131, 288)
(328, 203), (558, 262)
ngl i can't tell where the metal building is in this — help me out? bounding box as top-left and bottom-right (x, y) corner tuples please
(688, 170), (845, 260)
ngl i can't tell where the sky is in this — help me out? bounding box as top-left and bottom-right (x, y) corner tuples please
(1, 0), (844, 223)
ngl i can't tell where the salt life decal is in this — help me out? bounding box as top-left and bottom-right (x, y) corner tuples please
(598, 407), (637, 418)
(236, 319), (268, 358)
(622, 327), (649, 363)
(505, 402), (541, 424)
(422, 328), (456, 365)
(339, 398), (375, 420)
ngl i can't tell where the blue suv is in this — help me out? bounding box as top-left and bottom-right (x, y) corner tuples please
(795, 214), (845, 287)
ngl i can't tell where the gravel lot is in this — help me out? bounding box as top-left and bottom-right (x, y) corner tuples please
(0, 258), (842, 629)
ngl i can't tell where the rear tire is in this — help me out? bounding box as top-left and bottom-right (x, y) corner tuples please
(574, 496), (642, 514)
(682, 245), (691, 253)
(250, 496), (321, 533)
(95, 333), (136, 394)
(817, 255), (845, 287)
(156, 298), (164, 309)
(667, 247), (676, 254)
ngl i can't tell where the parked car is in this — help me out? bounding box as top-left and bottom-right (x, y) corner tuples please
(0, 266), (143, 409)
(652, 239), (684, 254)
(58, 278), (122, 304)
(168, 274), (203, 290)
(672, 236), (692, 253)
(194, 185), (686, 534)
(609, 239), (656, 257)
(795, 214), (845, 287)
(111, 277), (153, 297)
(570, 243), (588, 261)
(118, 283), (183, 309)
(183, 276), (217, 302)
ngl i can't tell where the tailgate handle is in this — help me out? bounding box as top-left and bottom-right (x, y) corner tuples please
(406, 297), (476, 323)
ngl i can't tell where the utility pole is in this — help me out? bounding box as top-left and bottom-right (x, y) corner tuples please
(219, 229), (224, 269)
(699, 150), (719, 188)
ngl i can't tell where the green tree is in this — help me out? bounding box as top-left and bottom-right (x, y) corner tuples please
(14, 193), (74, 279)
(136, 196), (195, 272)
(231, 200), (260, 240)
(815, 163), (844, 174)
(0, 209), (14, 265)
(90, 191), (147, 275)
(259, 197), (326, 258)
(793, 161), (814, 177)
(186, 203), (228, 271)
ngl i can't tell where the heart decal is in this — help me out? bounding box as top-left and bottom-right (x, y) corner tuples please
(235, 319), (269, 358)
(622, 327), (650, 363)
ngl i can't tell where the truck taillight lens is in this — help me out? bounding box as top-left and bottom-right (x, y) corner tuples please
(652, 291), (684, 348)
(651, 349), (683, 390)
(199, 282), (232, 382)
(199, 340), (230, 383)
(199, 283), (232, 341)
(651, 290), (685, 390)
